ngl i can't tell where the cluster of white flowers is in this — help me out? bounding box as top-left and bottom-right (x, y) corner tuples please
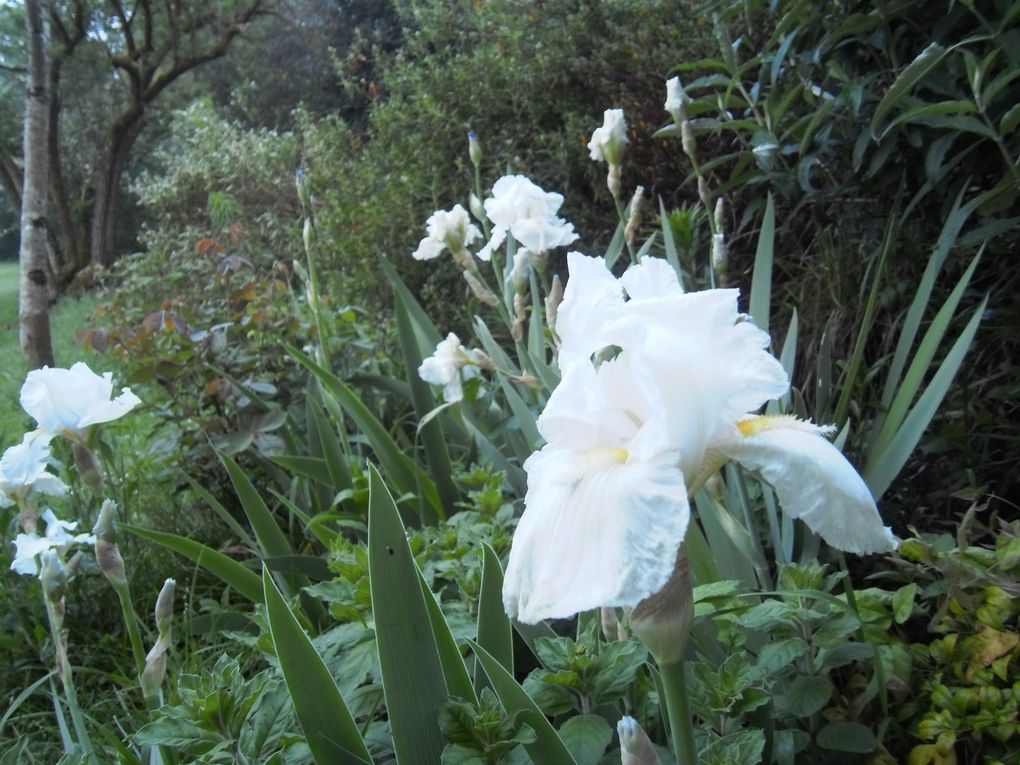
(4, 362), (140, 575)
(502, 253), (897, 623)
(412, 172), (577, 403)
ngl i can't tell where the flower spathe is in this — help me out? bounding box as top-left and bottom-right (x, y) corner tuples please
(502, 252), (897, 623)
(11, 509), (96, 576)
(20, 362), (141, 445)
(588, 108), (628, 165)
(477, 175), (577, 261)
(0, 430), (67, 508)
(412, 204), (482, 262)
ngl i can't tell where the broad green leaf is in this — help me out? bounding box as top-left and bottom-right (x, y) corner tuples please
(271, 455), (332, 486)
(865, 295), (986, 499)
(776, 675), (832, 717)
(477, 543), (514, 681)
(473, 318), (542, 449)
(557, 716), (612, 765)
(878, 99), (978, 139)
(308, 400), (354, 505)
(263, 569), (372, 764)
(748, 194), (774, 332)
(892, 583), (917, 624)
(380, 256), (442, 354)
(871, 43), (949, 132)
(816, 721), (878, 753)
(121, 524), (263, 603)
(368, 465), (448, 763)
(469, 641), (577, 765)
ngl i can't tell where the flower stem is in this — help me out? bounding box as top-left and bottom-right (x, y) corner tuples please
(659, 660), (697, 765)
(45, 601), (93, 756)
(114, 581), (147, 678)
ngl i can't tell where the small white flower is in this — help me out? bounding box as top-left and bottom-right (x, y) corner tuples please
(587, 108), (628, 165)
(0, 430), (68, 508)
(502, 253), (896, 623)
(418, 333), (478, 403)
(11, 509), (96, 575)
(20, 362), (141, 445)
(477, 175), (577, 261)
(412, 204), (482, 261)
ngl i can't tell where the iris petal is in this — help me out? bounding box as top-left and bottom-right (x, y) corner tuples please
(718, 417), (898, 554)
(503, 445), (689, 623)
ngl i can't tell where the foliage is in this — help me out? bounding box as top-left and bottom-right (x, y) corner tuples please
(659, 0), (1020, 521)
(301, 0), (702, 329)
(895, 517), (1020, 765)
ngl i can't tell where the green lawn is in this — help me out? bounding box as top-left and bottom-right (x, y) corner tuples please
(0, 261), (103, 442)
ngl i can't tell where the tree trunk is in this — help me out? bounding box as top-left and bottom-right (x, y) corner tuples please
(19, 0), (55, 369)
(90, 114), (143, 269)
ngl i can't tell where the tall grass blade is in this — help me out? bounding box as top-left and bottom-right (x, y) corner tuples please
(864, 295), (987, 499)
(880, 188), (975, 410)
(658, 196), (683, 278)
(220, 453), (302, 597)
(292, 345), (440, 513)
(869, 250), (982, 461)
(262, 569), (372, 765)
(394, 288), (458, 521)
(749, 194), (775, 332)
(121, 525), (263, 603)
(367, 465), (448, 763)
(417, 569), (477, 702)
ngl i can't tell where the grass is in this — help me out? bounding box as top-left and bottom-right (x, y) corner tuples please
(0, 260), (103, 443)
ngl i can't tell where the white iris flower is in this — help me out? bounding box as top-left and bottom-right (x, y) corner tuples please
(588, 108), (628, 165)
(11, 509), (96, 575)
(0, 430), (68, 508)
(20, 362), (141, 445)
(412, 204), (482, 262)
(503, 253), (897, 623)
(477, 175), (578, 262)
(418, 333), (479, 404)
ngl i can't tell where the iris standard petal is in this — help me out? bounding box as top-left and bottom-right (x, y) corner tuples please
(718, 416), (898, 554)
(619, 257), (684, 299)
(503, 445), (689, 623)
(554, 252), (625, 369)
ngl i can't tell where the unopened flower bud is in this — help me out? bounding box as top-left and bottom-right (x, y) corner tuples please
(72, 443), (103, 492)
(629, 547), (693, 665)
(303, 218), (314, 254)
(140, 649), (167, 700)
(618, 717), (658, 765)
(94, 499), (126, 587)
(714, 197), (726, 231)
(680, 120), (697, 159)
(509, 372), (540, 389)
(512, 293), (527, 342)
(469, 192), (486, 223)
(472, 349), (494, 372)
(468, 131), (482, 167)
(664, 76), (690, 125)
(463, 270), (499, 306)
(154, 578), (175, 639)
(711, 232), (728, 284)
(625, 186), (644, 247)
(546, 275), (563, 334)
(40, 549), (68, 605)
(294, 168), (311, 212)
